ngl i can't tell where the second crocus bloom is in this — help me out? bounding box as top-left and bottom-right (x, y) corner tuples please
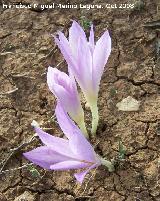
(24, 102), (101, 183)
(47, 67), (88, 138)
(54, 21), (111, 135)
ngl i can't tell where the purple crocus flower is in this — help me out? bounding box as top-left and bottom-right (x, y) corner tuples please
(54, 21), (111, 134)
(23, 102), (101, 183)
(47, 66), (88, 137)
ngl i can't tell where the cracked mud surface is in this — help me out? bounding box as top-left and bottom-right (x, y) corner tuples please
(0, 0), (160, 200)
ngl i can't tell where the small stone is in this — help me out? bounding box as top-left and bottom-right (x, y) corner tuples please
(116, 96), (140, 111)
(14, 191), (36, 201)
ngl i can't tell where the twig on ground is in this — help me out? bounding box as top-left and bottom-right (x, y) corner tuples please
(0, 135), (37, 173)
(41, 59), (65, 76)
(0, 52), (14, 55)
(93, 140), (100, 149)
(0, 88), (18, 95)
(0, 163), (33, 175)
(45, 45), (57, 59)
(0, 52), (37, 55)
(11, 73), (35, 79)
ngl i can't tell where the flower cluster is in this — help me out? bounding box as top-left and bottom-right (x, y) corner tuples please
(54, 21), (111, 134)
(24, 21), (113, 183)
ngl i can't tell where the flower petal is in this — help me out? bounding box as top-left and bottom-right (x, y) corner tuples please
(69, 129), (96, 162)
(89, 24), (95, 54)
(51, 83), (75, 113)
(50, 160), (88, 170)
(23, 146), (73, 169)
(74, 164), (97, 184)
(76, 36), (93, 90)
(55, 103), (96, 162)
(55, 101), (78, 139)
(54, 33), (77, 71)
(92, 31), (111, 92)
(33, 127), (77, 158)
(47, 67), (70, 94)
(69, 20), (87, 57)
(47, 67), (82, 118)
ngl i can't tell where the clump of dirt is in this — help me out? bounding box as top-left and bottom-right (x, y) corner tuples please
(0, 0), (160, 200)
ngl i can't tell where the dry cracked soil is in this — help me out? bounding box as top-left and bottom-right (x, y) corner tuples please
(0, 0), (160, 201)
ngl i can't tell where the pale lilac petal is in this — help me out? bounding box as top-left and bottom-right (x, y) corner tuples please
(55, 102), (77, 139)
(34, 127), (76, 158)
(47, 67), (81, 117)
(58, 31), (71, 49)
(51, 68), (73, 94)
(74, 164), (97, 184)
(89, 24), (95, 54)
(51, 83), (75, 113)
(47, 67), (71, 93)
(54, 34), (77, 71)
(50, 160), (88, 170)
(69, 20), (87, 57)
(23, 146), (73, 169)
(69, 129), (96, 162)
(55, 103), (96, 162)
(54, 35), (69, 61)
(93, 31), (111, 92)
(76, 36), (93, 89)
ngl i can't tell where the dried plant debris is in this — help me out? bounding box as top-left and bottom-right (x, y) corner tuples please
(144, 20), (160, 29)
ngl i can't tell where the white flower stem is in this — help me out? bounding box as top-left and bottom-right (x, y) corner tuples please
(100, 158), (115, 172)
(91, 102), (99, 135)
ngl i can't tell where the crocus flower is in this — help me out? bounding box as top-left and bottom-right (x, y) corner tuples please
(23, 102), (101, 183)
(54, 21), (111, 134)
(47, 66), (88, 138)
